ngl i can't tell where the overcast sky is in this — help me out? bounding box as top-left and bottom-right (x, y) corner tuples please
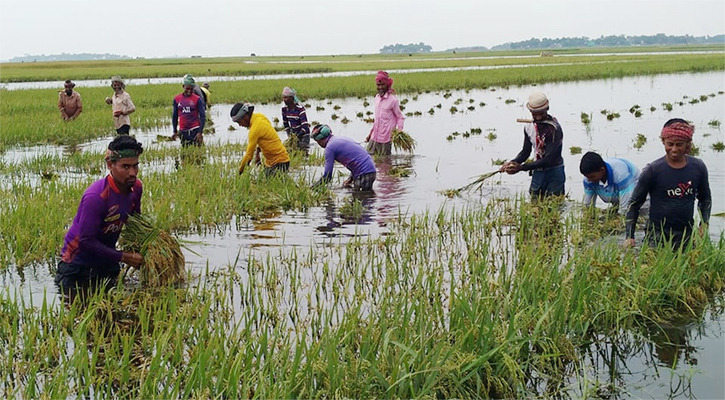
(1, 0), (723, 60)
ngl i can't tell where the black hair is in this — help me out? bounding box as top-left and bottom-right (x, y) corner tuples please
(579, 151), (605, 175)
(663, 118), (689, 128)
(108, 135), (143, 155)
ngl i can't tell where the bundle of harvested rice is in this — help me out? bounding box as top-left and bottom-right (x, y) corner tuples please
(391, 129), (416, 153)
(457, 170), (501, 192)
(120, 214), (186, 286)
(284, 134), (298, 152)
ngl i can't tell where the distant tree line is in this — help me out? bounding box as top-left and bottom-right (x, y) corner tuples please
(9, 53), (132, 63)
(379, 42), (433, 54)
(488, 34), (725, 51)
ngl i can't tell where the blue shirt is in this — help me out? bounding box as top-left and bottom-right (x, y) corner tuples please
(583, 158), (640, 212)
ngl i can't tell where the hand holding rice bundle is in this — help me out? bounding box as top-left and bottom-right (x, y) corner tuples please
(121, 214), (186, 286)
(391, 129), (416, 153)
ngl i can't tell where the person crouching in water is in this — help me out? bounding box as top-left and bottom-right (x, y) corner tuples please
(311, 124), (376, 191)
(55, 135), (145, 301)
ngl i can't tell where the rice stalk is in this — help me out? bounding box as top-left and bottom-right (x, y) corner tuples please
(391, 129), (416, 153)
(120, 213), (186, 286)
(456, 170), (501, 193)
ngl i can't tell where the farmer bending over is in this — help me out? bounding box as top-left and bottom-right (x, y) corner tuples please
(231, 102), (290, 176)
(55, 135), (144, 298)
(312, 124), (377, 191)
(580, 151), (640, 214)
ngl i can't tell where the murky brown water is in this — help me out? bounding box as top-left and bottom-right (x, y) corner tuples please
(3, 71), (724, 398)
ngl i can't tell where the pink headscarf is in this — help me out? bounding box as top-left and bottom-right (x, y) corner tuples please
(375, 70), (393, 88)
(660, 121), (694, 142)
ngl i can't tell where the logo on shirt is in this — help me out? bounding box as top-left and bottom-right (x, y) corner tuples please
(666, 181), (693, 198)
(105, 204), (120, 222)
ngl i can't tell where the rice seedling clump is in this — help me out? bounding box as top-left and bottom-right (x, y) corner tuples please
(391, 129), (416, 153)
(121, 214), (186, 286)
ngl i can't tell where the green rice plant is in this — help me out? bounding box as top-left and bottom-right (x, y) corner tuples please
(570, 146), (582, 155)
(391, 129), (416, 153)
(580, 112), (591, 124)
(708, 119), (721, 127)
(633, 133), (647, 149)
(662, 102), (673, 111)
(606, 112), (621, 121)
(120, 213), (186, 286)
(711, 141), (725, 152)
(628, 105), (640, 114)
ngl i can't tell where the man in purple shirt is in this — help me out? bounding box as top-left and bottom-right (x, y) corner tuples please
(312, 124), (377, 191)
(172, 74), (206, 147)
(365, 70), (405, 156)
(55, 136), (145, 296)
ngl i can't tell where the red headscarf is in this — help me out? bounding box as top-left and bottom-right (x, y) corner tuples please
(660, 121), (694, 142)
(376, 70), (393, 88)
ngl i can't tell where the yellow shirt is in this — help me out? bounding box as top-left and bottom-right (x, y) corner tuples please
(241, 113), (290, 168)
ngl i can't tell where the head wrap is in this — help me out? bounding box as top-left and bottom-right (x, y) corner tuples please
(183, 74), (195, 86)
(110, 76), (125, 89)
(375, 70), (393, 88)
(202, 82), (210, 89)
(282, 87), (300, 104)
(105, 148), (141, 162)
(312, 124), (332, 141)
(64, 80), (75, 89)
(230, 102), (253, 122)
(660, 121), (694, 142)
(526, 92), (549, 113)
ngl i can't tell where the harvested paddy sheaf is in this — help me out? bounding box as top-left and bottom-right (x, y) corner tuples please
(1, 199), (723, 398)
(120, 213), (186, 286)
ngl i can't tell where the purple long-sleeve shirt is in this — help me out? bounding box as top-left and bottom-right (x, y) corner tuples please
(321, 135), (376, 181)
(61, 175), (142, 266)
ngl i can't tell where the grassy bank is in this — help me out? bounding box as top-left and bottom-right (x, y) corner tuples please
(1, 52), (723, 148)
(1, 199), (723, 398)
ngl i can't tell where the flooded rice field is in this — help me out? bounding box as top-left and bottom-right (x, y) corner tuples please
(2, 71), (724, 398)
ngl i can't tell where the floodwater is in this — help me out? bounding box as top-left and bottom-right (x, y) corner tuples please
(2, 71), (724, 398)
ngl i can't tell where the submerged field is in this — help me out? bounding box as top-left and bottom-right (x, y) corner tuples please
(1, 50), (724, 398)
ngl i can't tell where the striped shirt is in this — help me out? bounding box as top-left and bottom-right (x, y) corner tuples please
(281, 104), (310, 137)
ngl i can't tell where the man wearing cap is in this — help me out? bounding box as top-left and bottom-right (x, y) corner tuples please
(580, 151), (640, 215)
(624, 118), (711, 249)
(500, 92), (565, 199)
(55, 135), (145, 298)
(311, 124), (377, 191)
(172, 74), (206, 147)
(281, 87), (311, 155)
(365, 70), (405, 156)
(58, 79), (83, 120)
(105, 76), (136, 135)
(230, 102), (290, 176)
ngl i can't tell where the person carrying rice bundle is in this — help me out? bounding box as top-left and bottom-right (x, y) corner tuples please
(55, 136), (144, 299)
(365, 70), (405, 156)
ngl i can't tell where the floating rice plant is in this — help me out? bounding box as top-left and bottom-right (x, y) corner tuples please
(340, 116), (351, 124)
(628, 105), (640, 114)
(606, 112), (621, 120)
(331, 114), (339, 120)
(479, 102), (486, 107)
(570, 146), (582, 155)
(633, 133), (647, 149)
(699, 95), (709, 101)
(711, 141), (725, 152)
(120, 213), (186, 286)
(580, 112), (591, 124)
(662, 102), (673, 111)
(690, 143), (700, 156)
(505, 99), (516, 104)
(708, 119), (721, 127)
(362, 100), (370, 107)
(449, 106), (458, 114)
(649, 106), (656, 112)
(427, 108), (435, 115)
